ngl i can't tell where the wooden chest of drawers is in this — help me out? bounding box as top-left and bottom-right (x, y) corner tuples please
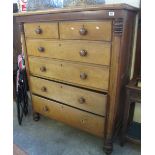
(14, 4), (138, 154)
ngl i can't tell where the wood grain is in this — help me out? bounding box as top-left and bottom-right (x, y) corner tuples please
(28, 57), (110, 91)
(32, 95), (105, 137)
(30, 76), (107, 116)
(26, 39), (111, 66)
(13, 4), (138, 17)
(59, 21), (112, 41)
(24, 22), (59, 39)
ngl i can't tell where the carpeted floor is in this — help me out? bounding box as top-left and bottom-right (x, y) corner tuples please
(13, 101), (141, 155)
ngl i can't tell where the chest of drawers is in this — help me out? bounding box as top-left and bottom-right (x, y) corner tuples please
(14, 4), (138, 154)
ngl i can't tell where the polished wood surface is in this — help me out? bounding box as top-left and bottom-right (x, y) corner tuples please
(24, 22), (59, 38)
(14, 4), (138, 17)
(28, 57), (110, 91)
(26, 39), (111, 65)
(32, 95), (105, 137)
(59, 21), (112, 41)
(30, 76), (107, 116)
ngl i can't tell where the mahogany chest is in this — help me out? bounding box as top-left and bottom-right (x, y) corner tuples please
(14, 4), (138, 154)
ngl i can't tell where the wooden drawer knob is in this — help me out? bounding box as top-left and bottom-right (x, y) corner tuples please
(38, 47), (45, 52)
(80, 50), (87, 56)
(79, 27), (87, 35)
(80, 72), (87, 80)
(40, 66), (46, 72)
(35, 28), (42, 34)
(41, 86), (47, 92)
(43, 105), (49, 112)
(78, 97), (86, 104)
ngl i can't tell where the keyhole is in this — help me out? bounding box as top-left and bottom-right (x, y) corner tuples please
(81, 119), (85, 124)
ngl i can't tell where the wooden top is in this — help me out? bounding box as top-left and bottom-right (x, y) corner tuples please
(14, 3), (138, 17)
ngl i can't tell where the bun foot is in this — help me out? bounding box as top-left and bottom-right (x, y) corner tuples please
(103, 139), (113, 155)
(33, 113), (40, 121)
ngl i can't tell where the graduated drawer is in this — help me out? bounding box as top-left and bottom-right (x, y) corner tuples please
(29, 57), (109, 91)
(32, 95), (105, 137)
(24, 22), (59, 39)
(30, 76), (107, 116)
(59, 21), (112, 41)
(26, 39), (111, 66)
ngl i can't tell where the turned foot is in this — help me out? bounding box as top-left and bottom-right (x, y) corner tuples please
(103, 139), (113, 155)
(33, 113), (40, 121)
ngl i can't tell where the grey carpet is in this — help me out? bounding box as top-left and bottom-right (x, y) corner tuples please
(13, 101), (140, 155)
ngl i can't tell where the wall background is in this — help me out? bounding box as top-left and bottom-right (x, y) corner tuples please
(105, 0), (140, 7)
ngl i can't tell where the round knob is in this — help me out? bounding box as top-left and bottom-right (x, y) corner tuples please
(79, 27), (87, 35)
(80, 50), (87, 56)
(35, 28), (42, 34)
(41, 86), (47, 92)
(40, 66), (46, 72)
(78, 97), (86, 104)
(38, 47), (44, 52)
(43, 106), (49, 112)
(80, 72), (87, 80)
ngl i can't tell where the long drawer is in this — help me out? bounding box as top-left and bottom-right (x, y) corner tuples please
(59, 21), (112, 41)
(28, 57), (109, 91)
(24, 22), (59, 39)
(30, 76), (107, 116)
(26, 39), (111, 66)
(32, 95), (105, 137)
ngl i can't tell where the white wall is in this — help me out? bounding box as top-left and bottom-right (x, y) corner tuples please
(105, 0), (140, 8)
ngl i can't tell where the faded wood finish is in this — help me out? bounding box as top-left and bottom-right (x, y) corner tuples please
(59, 21), (112, 41)
(28, 57), (110, 91)
(32, 95), (105, 137)
(24, 22), (59, 38)
(30, 76), (107, 116)
(14, 4), (138, 154)
(26, 39), (111, 66)
(14, 4), (138, 17)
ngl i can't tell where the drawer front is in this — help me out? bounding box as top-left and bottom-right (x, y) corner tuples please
(24, 23), (59, 39)
(59, 21), (112, 41)
(32, 95), (105, 137)
(30, 76), (107, 116)
(26, 39), (111, 66)
(29, 57), (109, 91)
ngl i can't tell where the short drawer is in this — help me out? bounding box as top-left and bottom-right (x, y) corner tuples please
(29, 57), (109, 91)
(26, 39), (111, 66)
(30, 76), (107, 116)
(32, 95), (105, 137)
(24, 22), (59, 39)
(59, 21), (112, 41)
